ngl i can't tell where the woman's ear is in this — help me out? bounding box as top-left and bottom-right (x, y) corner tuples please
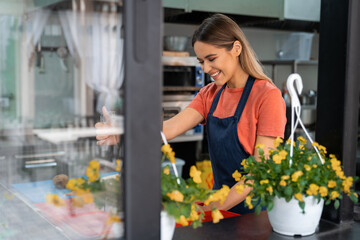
(232, 40), (242, 57)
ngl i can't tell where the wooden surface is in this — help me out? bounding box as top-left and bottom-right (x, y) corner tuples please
(162, 51), (190, 57)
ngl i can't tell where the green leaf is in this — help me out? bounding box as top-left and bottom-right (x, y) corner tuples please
(325, 199), (331, 205)
(349, 193), (359, 203)
(258, 148), (264, 156)
(267, 201), (274, 212)
(284, 186), (293, 197)
(299, 201), (305, 211)
(255, 205), (261, 215)
(334, 199), (340, 209)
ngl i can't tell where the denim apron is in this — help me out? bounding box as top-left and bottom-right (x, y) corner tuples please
(206, 75), (256, 214)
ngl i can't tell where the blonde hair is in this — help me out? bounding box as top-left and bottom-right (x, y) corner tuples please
(192, 13), (273, 84)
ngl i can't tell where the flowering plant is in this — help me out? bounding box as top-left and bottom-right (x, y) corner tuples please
(161, 144), (229, 228)
(237, 136), (358, 214)
(46, 159), (122, 238)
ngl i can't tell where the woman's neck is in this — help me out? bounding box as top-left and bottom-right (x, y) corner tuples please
(226, 67), (249, 89)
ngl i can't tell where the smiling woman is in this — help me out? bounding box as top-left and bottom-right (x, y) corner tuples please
(162, 13), (287, 215)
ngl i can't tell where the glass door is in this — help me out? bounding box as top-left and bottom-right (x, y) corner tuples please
(0, 0), (162, 239)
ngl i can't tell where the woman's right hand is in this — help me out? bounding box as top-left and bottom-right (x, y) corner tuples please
(95, 106), (120, 146)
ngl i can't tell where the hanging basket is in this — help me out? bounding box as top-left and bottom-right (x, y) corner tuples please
(161, 211), (176, 240)
(268, 196), (324, 236)
(267, 74), (324, 236)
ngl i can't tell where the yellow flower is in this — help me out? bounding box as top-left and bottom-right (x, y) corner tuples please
(46, 194), (65, 206)
(260, 179), (269, 185)
(89, 160), (100, 170)
(278, 150), (288, 159)
(66, 178), (86, 192)
(329, 154), (336, 159)
(318, 145), (327, 154)
(299, 144), (305, 150)
(279, 180), (287, 186)
(232, 170), (242, 181)
(319, 186), (328, 197)
(106, 215), (122, 225)
(294, 193), (303, 202)
(76, 177), (85, 186)
(86, 166), (100, 182)
(161, 144), (172, 154)
(312, 142), (320, 148)
(235, 184), (245, 194)
(342, 177), (353, 193)
(291, 171), (303, 182)
(255, 144), (265, 149)
(245, 196), (253, 209)
(189, 205), (199, 221)
(273, 154), (282, 164)
(161, 144), (176, 163)
(328, 180), (337, 188)
(281, 175), (290, 180)
(336, 170), (346, 179)
(189, 166), (202, 183)
(163, 167), (170, 175)
(297, 136), (307, 145)
(66, 178), (77, 191)
(286, 139), (296, 146)
(274, 137), (283, 148)
(177, 215), (189, 226)
(330, 191), (340, 199)
(212, 209), (224, 223)
(241, 159), (248, 169)
(204, 185), (230, 205)
(312, 164), (318, 168)
(306, 184), (319, 195)
(166, 190), (184, 202)
(266, 186), (273, 195)
(304, 164), (311, 171)
(330, 158), (341, 169)
(116, 159), (121, 172)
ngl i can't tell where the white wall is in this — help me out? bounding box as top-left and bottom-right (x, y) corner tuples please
(164, 23), (319, 93)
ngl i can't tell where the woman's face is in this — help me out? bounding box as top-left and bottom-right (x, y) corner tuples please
(194, 41), (241, 86)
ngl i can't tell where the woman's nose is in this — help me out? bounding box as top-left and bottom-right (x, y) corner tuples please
(202, 62), (210, 74)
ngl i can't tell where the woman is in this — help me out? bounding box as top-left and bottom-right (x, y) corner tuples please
(163, 13), (286, 214)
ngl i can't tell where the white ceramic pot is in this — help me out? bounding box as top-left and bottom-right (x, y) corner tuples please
(268, 196), (324, 236)
(161, 211), (176, 240)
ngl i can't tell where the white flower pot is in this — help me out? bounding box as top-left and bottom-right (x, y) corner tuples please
(268, 196), (324, 236)
(161, 211), (176, 240)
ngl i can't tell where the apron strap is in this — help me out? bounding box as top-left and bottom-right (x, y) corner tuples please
(234, 76), (255, 120)
(208, 83), (227, 115)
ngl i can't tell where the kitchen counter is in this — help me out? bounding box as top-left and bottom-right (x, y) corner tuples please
(173, 211), (360, 240)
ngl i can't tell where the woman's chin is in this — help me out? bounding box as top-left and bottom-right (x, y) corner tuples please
(214, 79), (226, 86)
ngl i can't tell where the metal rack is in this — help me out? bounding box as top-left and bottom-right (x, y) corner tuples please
(261, 60), (318, 83)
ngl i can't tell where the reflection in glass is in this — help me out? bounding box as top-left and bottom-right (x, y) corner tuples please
(0, 1), (124, 239)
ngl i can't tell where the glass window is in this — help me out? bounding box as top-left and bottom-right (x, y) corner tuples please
(0, 1), (125, 239)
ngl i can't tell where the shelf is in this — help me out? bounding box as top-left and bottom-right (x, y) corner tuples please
(261, 60), (318, 65)
(260, 60), (318, 82)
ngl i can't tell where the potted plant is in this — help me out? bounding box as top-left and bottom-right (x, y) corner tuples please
(47, 145), (228, 240)
(160, 143), (229, 239)
(46, 159), (123, 239)
(237, 136), (358, 236)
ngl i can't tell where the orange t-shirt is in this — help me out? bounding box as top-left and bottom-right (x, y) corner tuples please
(188, 79), (287, 155)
